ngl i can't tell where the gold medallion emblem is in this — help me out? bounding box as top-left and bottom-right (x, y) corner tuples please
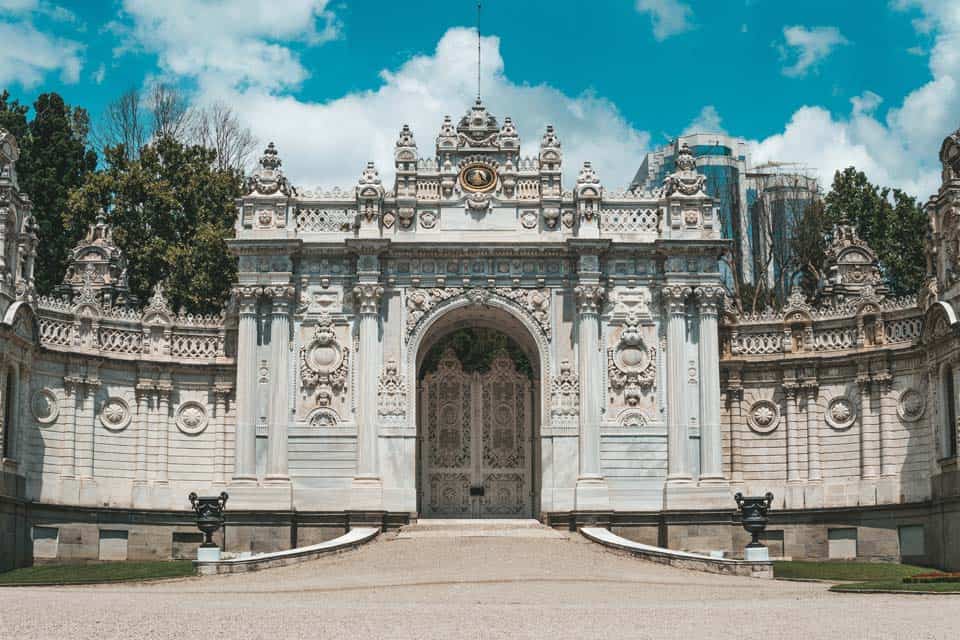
(459, 163), (496, 192)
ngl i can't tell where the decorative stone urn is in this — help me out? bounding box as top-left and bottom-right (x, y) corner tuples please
(189, 491), (228, 561)
(734, 492), (774, 561)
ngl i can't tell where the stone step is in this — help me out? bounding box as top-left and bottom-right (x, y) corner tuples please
(397, 518), (568, 539)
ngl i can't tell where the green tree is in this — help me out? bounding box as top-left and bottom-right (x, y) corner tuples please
(0, 91), (98, 294)
(789, 199), (831, 299)
(67, 136), (240, 313)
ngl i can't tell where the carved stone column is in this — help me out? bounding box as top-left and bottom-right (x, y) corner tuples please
(61, 376), (78, 478)
(805, 382), (821, 481)
(878, 374), (896, 477)
(79, 378), (99, 479)
(664, 285), (692, 482)
(726, 372), (744, 482)
(858, 372), (879, 478)
(156, 382), (171, 484)
(783, 381), (802, 482)
(353, 281), (385, 489)
(133, 382), (152, 485)
(695, 287), (724, 481)
(213, 384), (232, 485)
(574, 283), (606, 489)
(232, 286), (261, 483)
(265, 285), (294, 483)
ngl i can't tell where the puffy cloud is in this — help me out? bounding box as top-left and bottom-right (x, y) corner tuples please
(0, 20), (83, 88)
(201, 28), (650, 190)
(634, 0), (694, 41)
(850, 90), (883, 116)
(778, 25), (848, 77)
(116, 0), (339, 92)
(682, 105), (727, 135)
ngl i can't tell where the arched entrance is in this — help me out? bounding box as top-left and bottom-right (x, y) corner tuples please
(414, 304), (543, 518)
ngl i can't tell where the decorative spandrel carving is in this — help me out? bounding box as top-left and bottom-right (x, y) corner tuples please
(299, 313), (349, 406)
(405, 287), (464, 336)
(494, 288), (551, 338)
(550, 359), (579, 423)
(377, 357), (407, 422)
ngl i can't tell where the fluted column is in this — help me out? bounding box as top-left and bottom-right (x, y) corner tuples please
(858, 373), (879, 478)
(265, 285), (294, 483)
(156, 383), (171, 483)
(133, 382), (151, 485)
(574, 283), (604, 479)
(354, 282), (384, 480)
(232, 286), (261, 482)
(879, 375), (896, 477)
(664, 285), (692, 482)
(212, 385), (232, 485)
(695, 287), (724, 481)
(784, 382), (802, 482)
(805, 383), (821, 481)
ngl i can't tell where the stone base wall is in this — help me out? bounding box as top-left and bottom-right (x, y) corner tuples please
(0, 469), (29, 571)
(550, 501), (960, 569)
(23, 505), (411, 563)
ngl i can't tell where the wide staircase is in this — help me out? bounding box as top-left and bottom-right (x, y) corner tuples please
(396, 518), (568, 539)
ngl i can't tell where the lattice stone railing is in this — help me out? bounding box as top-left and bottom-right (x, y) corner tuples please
(813, 327), (857, 351)
(295, 208), (356, 232)
(732, 332), (782, 355)
(600, 208), (659, 234)
(36, 301), (230, 363)
(885, 317), (923, 344)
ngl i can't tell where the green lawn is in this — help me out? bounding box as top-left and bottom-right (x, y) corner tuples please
(773, 561), (960, 593)
(773, 560), (928, 582)
(0, 561), (196, 586)
(831, 580), (960, 593)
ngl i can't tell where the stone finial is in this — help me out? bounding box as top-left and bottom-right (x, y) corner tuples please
(396, 124), (416, 148)
(663, 142), (706, 197)
(56, 209), (137, 307)
(540, 124), (561, 149)
(246, 142), (292, 196)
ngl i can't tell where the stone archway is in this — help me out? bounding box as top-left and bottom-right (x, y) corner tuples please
(412, 301), (544, 519)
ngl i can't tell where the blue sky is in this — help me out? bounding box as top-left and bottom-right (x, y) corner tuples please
(0, 0), (953, 196)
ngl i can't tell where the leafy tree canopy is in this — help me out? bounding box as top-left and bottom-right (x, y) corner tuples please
(67, 136), (241, 314)
(0, 90), (98, 294)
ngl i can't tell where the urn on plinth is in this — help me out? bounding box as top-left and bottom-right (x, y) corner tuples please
(189, 491), (228, 560)
(734, 492), (774, 561)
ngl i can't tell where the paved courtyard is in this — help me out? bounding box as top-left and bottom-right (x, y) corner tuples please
(1, 522), (957, 640)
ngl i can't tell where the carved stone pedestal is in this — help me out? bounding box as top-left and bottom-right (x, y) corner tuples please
(575, 474), (610, 511)
(350, 476), (384, 511)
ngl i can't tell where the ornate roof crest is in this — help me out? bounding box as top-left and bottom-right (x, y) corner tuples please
(663, 142), (706, 197)
(457, 97), (500, 145)
(540, 124), (561, 149)
(396, 124), (417, 148)
(246, 142), (293, 197)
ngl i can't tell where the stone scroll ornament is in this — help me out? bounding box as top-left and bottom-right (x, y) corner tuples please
(377, 357), (407, 422)
(299, 313), (349, 407)
(607, 312), (656, 406)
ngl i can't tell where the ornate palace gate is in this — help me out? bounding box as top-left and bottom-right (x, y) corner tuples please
(419, 348), (533, 518)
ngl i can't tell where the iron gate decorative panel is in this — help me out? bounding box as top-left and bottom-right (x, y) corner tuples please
(421, 348), (532, 518)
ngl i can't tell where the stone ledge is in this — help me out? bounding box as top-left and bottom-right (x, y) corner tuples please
(580, 526), (773, 579)
(193, 527), (378, 575)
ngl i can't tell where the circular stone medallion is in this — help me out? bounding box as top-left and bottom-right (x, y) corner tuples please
(825, 396), (857, 430)
(897, 388), (926, 422)
(176, 401), (209, 435)
(459, 164), (496, 193)
(747, 399), (780, 434)
(31, 388), (59, 425)
(99, 398), (131, 432)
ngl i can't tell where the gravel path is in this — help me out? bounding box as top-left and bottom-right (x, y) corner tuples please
(1, 533), (956, 639)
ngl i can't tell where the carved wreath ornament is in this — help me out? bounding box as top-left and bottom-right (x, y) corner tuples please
(300, 313), (349, 405)
(747, 399), (780, 434)
(826, 397), (857, 430)
(99, 397), (131, 431)
(897, 388), (925, 422)
(176, 401), (208, 435)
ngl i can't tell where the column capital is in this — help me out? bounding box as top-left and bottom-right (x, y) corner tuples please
(265, 285), (295, 314)
(574, 283), (605, 315)
(354, 282), (385, 315)
(694, 285), (724, 315)
(232, 285), (263, 314)
(662, 285), (691, 315)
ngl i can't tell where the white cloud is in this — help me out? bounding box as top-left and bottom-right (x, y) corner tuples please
(682, 105), (727, 136)
(0, 0), (77, 22)
(188, 28), (649, 190)
(116, 0), (339, 92)
(92, 63), (105, 85)
(634, 0), (694, 41)
(0, 20), (82, 88)
(850, 90), (883, 115)
(778, 25), (848, 77)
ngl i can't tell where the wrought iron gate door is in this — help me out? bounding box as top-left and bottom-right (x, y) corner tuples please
(420, 348), (532, 518)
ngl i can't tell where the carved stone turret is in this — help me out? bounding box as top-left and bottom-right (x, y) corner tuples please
(55, 209), (137, 308)
(820, 223), (887, 303)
